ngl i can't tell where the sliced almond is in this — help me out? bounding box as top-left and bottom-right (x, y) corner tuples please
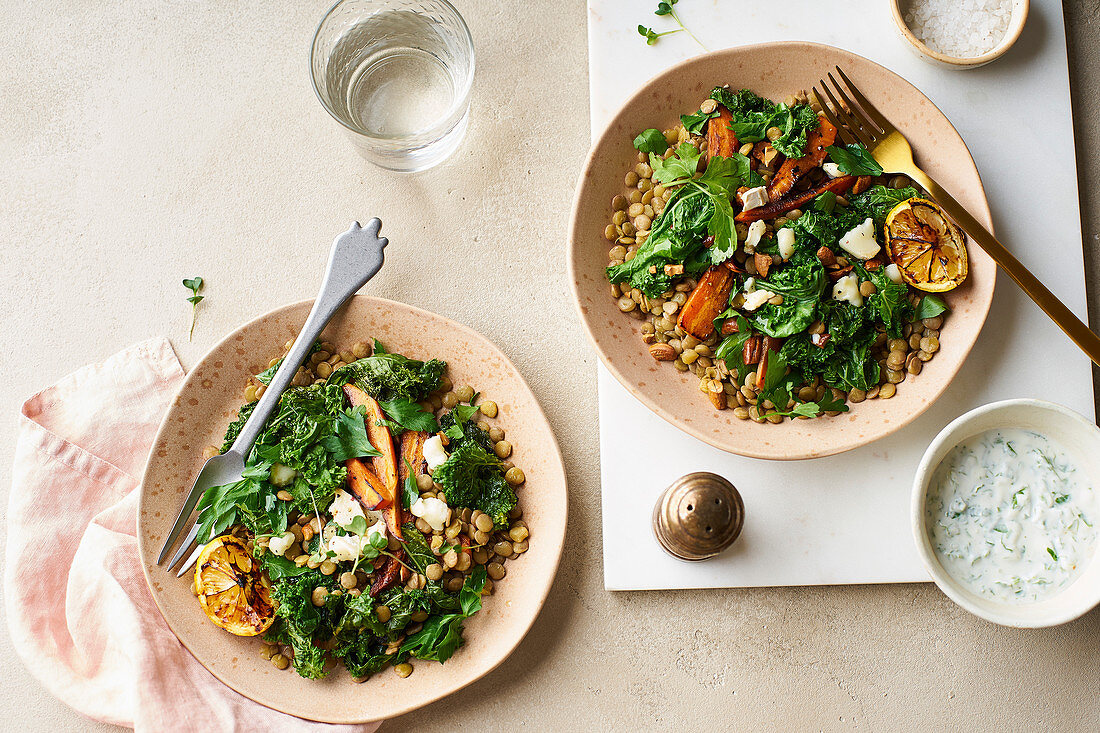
(649, 343), (676, 361)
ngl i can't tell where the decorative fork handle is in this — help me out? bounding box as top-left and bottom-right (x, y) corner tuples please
(229, 220), (389, 454)
(900, 167), (1100, 367)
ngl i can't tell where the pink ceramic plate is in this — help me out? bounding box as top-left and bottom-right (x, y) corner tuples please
(568, 42), (996, 460)
(137, 296), (567, 723)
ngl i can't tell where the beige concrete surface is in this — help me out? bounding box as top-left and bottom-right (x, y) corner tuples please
(2, 1), (1099, 730)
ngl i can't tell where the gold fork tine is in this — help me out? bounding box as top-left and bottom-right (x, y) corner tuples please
(827, 70), (888, 140)
(823, 76), (880, 146)
(827, 71), (883, 138)
(833, 66), (894, 135)
(814, 89), (857, 146)
(818, 81), (874, 149)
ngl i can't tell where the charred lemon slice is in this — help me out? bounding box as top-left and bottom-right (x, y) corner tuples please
(195, 535), (275, 636)
(884, 197), (968, 292)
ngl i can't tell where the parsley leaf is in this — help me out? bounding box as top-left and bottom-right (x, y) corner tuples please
(914, 294), (949, 321)
(320, 406), (382, 463)
(825, 143), (884, 176)
(681, 108), (719, 135)
(633, 128), (668, 155)
(378, 397), (440, 434)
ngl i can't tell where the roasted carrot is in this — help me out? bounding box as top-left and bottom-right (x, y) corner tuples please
(678, 265), (736, 340)
(397, 430), (428, 487)
(736, 175), (856, 223)
(345, 457), (389, 511)
(706, 105), (738, 161)
(369, 551), (404, 596)
(342, 385), (398, 498)
(343, 384), (403, 539)
(766, 115), (838, 201)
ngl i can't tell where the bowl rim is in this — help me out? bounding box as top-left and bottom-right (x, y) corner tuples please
(136, 294), (568, 722)
(889, 0), (1030, 68)
(566, 40), (996, 460)
(911, 397), (1100, 627)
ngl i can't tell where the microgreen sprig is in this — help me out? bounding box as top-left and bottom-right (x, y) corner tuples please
(182, 276), (204, 341)
(637, 0), (706, 50)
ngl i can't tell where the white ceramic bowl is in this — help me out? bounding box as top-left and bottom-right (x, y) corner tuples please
(912, 399), (1100, 627)
(890, 0), (1029, 69)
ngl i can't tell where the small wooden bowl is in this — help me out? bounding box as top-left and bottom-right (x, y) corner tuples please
(890, 0), (1029, 69)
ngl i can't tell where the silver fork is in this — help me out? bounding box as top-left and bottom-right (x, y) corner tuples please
(813, 68), (1100, 366)
(156, 219), (389, 575)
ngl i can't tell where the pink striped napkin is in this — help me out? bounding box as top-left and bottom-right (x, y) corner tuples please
(5, 338), (379, 732)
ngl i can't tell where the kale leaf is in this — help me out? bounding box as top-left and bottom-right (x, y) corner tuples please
(220, 400), (256, 452)
(265, 569), (339, 679)
(780, 300), (879, 392)
(397, 567), (488, 663)
(431, 441), (516, 528)
(329, 350), (445, 403)
(850, 185), (919, 225)
(748, 254), (826, 338)
(608, 141), (761, 296)
(858, 264), (913, 338)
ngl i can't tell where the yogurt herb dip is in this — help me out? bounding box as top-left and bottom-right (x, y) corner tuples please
(926, 428), (1097, 602)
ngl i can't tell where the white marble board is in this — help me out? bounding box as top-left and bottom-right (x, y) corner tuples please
(588, 0), (1095, 589)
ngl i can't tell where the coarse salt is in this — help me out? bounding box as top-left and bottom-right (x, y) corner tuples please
(902, 0), (1013, 58)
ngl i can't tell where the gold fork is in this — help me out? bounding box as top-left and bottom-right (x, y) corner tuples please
(814, 67), (1100, 367)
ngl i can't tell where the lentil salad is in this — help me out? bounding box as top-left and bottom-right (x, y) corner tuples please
(191, 337), (529, 681)
(604, 86), (964, 423)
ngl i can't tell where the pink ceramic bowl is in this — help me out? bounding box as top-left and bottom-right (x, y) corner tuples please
(568, 42), (996, 460)
(138, 296), (567, 722)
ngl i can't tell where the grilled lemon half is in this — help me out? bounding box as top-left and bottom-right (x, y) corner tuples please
(194, 535), (275, 637)
(884, 197), (968, 292)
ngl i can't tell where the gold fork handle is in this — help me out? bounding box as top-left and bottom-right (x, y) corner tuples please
(903, 167), (1100, 367)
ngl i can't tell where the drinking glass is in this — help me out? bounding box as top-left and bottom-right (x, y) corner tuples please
(310, 0), (475, 172)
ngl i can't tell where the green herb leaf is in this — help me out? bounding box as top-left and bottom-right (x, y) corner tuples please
(1047, 547), (1059, 561)
(633, 128), (669, 155)
(459, 565), (488, 616)
(378, 397), (439, 434)
(813, 190), (837, 215)
(321, 406), (382, 463)
(403, 459), (419, 510)
(825, 143), (884, 176)
(346, 514), (370, 536)
(680, 108), (719, 135)
(914, 294), (949, 321)
(182, 276), (204, 341)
